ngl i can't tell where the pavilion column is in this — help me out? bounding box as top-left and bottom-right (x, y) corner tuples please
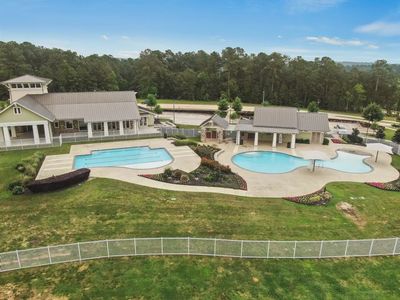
(236, 130), (241, 145)
(32, 125), (40, 144)
(2, 126), (11, 147)
(134, 120), (138, 134)
(254, 132), (259, 146)
(87, 122), (93, 138)
(10, 126), (16, 138)
(103, 122), (109, 136)
(272, 133), (277, 148)
(119, 121), (124, 135)
(290, 133), (296, 149)
(44, 122), (51, 144)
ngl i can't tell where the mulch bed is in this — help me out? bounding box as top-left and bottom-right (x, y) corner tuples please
(283, 187), (332, 206)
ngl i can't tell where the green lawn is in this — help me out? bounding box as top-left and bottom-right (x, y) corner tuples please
(0, 146), (399, 298)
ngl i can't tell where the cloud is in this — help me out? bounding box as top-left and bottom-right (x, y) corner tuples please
(286, 0), (346, 12)
(277, 35), (283, 39)
(355, 21), (400, 36)
(121, 35), (130, 40)
(117, 50), (140, 58)
(306, 36), (378, 49)
(100, 34), (109, 40)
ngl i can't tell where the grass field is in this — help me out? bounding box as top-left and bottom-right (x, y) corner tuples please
(0, 146), (399, 298)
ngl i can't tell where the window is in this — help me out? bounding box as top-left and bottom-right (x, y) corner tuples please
(54, 121), (59, 128)
(35, 83), (41, 88)
(23, 83), (29, 88)
(17, 84), (23, 88)
(13, 106), (22, 115)
(11, 84), (16, 88)
(65, 121), (74, 129)
(30, 83), (36, 88)
(140, 116), (147, 126)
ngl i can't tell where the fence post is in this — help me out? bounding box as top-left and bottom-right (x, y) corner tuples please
(393, 238), (399, 256)
(344, 240), (349, 257)
(16, 250), (21, 268)
(77, 242), (82, 261)
(161, 237), (164, 255)
(240, 240), (243, 258)
(293, 241), (297, 258)
(319, 240), (324, 258)
(368, 239), (374, 256)
(134, 238), (137, 255)
(214, 238), (217, 256)
(267, 241), (270, 259)
(187, 237), (190, 255)
(47, 246), (52, 264)
(106, 240), (110, 258)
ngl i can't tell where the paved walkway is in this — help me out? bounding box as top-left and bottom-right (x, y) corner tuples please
(37, 138), (399, 198)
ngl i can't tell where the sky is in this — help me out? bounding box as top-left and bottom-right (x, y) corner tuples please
(1, 0), (400, 62)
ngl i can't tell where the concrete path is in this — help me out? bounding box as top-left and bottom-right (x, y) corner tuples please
(36, 138), (399, 198)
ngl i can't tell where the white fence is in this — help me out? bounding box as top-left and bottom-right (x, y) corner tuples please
(0, 132), (163, 152)
(1, 237), (399, 273)
(159, 127), (200, 137)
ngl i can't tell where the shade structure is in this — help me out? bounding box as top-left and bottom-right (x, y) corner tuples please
(300, 151), (331, 172)
(366, 143), (393, 162)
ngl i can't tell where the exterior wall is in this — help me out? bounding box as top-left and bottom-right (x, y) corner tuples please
(0, 105), (46, 123)
(146, 114), (155, 126)
(52, 120), (83, 135)
(297, 131), (312, 140)
(200, 126), (224, 143)
(9, 86), (48, 103)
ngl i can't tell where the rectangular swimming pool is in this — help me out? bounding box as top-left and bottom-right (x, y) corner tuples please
(74, 146), (173, 169)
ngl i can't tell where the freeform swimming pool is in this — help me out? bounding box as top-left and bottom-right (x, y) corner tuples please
(232, 150), (372, 174)
(74, 146), (173, 169)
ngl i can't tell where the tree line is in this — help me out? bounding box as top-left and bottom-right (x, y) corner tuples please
(1, 41), (399, 113)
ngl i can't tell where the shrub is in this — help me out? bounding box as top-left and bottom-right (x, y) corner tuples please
(322, 138), (329, 145)
(295, 138), (310, 144)
(180, 174), (190, 183)
(204, 170), (221, 182)
(230, 111), (239, 120)
(200, 157), (231, 173)
(191, 145), (219, 159)
(173, 139), (198, 146)
(346, 128), (363, 144)
(173, 134), (187, 140)
(11, 185), (25, 195)
(172, 169), (183, 179)
(8, 180), (23, 191)
(27, 168), (90, 193)
(392, 129), (400, 144)
(163, 167), (173, 178)
(15, 163), (25, 173)
(163, 132), (168, 139)
(375, 127), (385, 139)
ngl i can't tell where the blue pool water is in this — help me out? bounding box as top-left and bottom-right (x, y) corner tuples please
(74, 146), (173, 169)
(232, 150), (371, 174)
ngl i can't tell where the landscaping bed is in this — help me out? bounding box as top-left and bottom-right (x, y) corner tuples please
(141, 145), (247, 190)
(283, 187), (332, 205)
(366, 177), (400, 192)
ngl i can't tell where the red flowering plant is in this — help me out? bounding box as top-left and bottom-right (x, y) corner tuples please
(331, 138), (346, 144)
(284, 187), (332, 206)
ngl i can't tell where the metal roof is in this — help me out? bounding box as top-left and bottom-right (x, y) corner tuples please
(15, 96), (55, 121)
(1, 74), (52, 85)
(200, 114), (229, 129)
(235, 119), (299, 134)
(297, 112), (330, 132)
(17, 91), (140, 123)
(253, 107), (298, 128)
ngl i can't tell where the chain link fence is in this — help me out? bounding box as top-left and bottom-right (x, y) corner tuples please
(1, 237), (399, 273)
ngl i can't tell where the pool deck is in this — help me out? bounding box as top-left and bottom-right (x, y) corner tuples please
(37, 139), (399, 198)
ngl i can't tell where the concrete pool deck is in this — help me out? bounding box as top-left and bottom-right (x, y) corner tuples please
(37, 139), (399, 198)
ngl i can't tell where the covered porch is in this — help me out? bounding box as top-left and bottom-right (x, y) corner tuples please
(0, 121), (52, 147)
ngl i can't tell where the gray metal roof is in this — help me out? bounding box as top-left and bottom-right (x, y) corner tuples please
(200, 114), (229, 129)
(253, 107), (298, 128)
(18, 91), (140, 123)
(297, 112), (330, 132)
(15, 96), (55, 121)
(235, 119), (299, 134)
(1, 74), (52, 85)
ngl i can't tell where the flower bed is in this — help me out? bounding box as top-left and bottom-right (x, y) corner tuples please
(331, 138), (346, 144)
(283, 188), (332, 206)
(140, 144), (247, 190)
(366, 179), (400, 192)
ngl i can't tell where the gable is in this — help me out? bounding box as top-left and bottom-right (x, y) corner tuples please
(0, 104), (47, 123)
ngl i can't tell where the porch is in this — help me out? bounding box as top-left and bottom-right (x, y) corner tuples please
(0, 121), (52, 148)
(235, 131), (297, 149)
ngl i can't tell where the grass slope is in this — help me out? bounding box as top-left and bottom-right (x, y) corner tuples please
(0, 146), (399, 298)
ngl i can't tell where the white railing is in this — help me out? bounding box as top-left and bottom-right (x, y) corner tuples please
(159, 127), (200, 137)
(1, 237), (398, 273)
